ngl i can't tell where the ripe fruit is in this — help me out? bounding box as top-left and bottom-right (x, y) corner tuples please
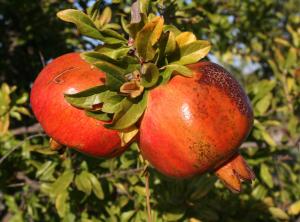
(139, 62), (254, 192)
(30, 53), (125, 157)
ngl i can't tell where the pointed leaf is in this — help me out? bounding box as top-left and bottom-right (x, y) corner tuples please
(139, 0), (150, 14)
(93, 61), (126, 90)
(119, 125), (139, 147)
(174, 40), (211, 65)
(99, 7), (112, 27)
(105, 91), (148, 130)
(162, 64), (193, 83)
(55, 191), (69, 217)
(141, 63), (160, 88)
(95, 45), (130, 59)
(85, 110), (111, 121)
(75, 171), (92, 195)
(57, 9), (103, 40)
(136, 16), (164, 61)
(51, 170), (74, 196)
(175, 32), (197, 47)
(64, 86), (116, 110)
(163, 25), (181, 36)
(88, 173), (104, 200)
(260, 164), (274, 188)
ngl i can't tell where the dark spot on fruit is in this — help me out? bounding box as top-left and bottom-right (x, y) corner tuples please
(189, 141), (217, 165)
(197, 63), (252, 117)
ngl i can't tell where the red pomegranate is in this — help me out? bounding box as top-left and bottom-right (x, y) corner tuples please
(139, 62), (255, 192)
(30, 53), (125, 157)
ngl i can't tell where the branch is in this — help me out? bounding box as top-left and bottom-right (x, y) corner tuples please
(11, 123), (43, 136)
(16, 172), (40, 191)
(0, 133), (46, 165)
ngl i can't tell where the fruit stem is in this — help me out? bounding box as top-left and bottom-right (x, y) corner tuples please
(49, 138), (64, 151)
(145, 171), (152, 222)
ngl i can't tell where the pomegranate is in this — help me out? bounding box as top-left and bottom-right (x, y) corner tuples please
(30, 53), (125, 157)
(139, 62), (255, 192)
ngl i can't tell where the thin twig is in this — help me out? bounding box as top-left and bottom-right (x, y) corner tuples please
(11, 123), (43, 136)
(0, 133), (46, 165)
(145, 172), (152, 222)
(39, 50), (46, 67)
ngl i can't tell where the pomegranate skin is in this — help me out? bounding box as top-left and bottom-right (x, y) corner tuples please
(30, 53), (124, 158)
(139, 62), (253, 178)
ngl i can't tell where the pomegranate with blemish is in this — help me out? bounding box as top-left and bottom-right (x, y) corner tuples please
(139, 62), (255, 192)
(30, 53), (125, 157)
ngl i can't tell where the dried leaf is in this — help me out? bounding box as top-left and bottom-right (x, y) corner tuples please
(119, 125), (139, 147)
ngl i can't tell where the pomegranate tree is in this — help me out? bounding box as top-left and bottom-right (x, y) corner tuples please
(31, 0), (255, 192)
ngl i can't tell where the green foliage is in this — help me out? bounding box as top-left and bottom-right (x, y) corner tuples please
(1, 0), (300, 221)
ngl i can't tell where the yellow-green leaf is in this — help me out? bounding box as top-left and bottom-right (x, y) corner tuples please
(269, 207), (289, 220)
(260, 164), (274, 188)
(175, 32), (197, 47)
(174, 40), (211, 65)
(55, 191), (69, 217)
(136, 16), (164, 61)
(288, 200), (300, 215)
(87, 173), (104, 200)
(75, 171), (92, 195)
(141, 63), (160, 88)
(119, 125), (139, 147)
(106, 91), (148, 130)
(57, 9), (103, 40)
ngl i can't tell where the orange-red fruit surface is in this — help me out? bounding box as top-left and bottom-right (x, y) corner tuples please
(30, 53), (124, 157)
(140, 62), (254, 179)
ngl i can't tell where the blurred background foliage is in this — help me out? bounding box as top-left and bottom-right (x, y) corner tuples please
(0, 0), (300, 221)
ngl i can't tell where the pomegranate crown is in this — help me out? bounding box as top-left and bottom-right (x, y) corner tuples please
(57, 0), (211, 145)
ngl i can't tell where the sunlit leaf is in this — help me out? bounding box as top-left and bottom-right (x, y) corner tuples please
(173, 40), (211, 65)
(57, 9), (104, 40)
(105, 91), (148, 130)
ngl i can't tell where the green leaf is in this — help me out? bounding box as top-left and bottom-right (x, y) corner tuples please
(139, 0), (149, 14)
(101, 95), (124, 113)
(269, 207), (289, 220)
(87, 173), (104, 200)
(93, 61), (126, 90)
(255, 93), (272, 115)
(75, 171), (92, 195)
(101, 27), (126, 42)
(85, 110), (111, 121)
(55, 190), (69, 218)
(161, 64), (193, 83)
(164, 31), (177, 56)
(64, 86), (117, 110)
(260, 163), (274, 188)
(163, 25), (181, 36)
(174, 40), (211, 65)
(175, 32), (197, 47)
(121, 210), (136, 221)
(121, 16), (130, 34)
(98, 7), (112, 27)
(95, 45), (130, 60)
(285, 47), (297, 69)
(57, 9), (104, 40)
(51, 170), (74, 197)
(136, 16), (164, 61)
(127, 18), (145, 39)
(162, 209), (186, 221)
(288, 200), (300, 215)
(251, 184), (267, 199)
(141, 63), (160, 88)
(119, 125), (139, 147)
(105, 91), (148, 130)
